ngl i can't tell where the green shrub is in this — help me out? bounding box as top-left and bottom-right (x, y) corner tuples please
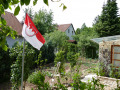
(54, 50), (65, 75)
(27, 71), (51, 90)
(0, 45), (11, 83)
(109, 64), (120, 79)
(54, 77), (68, 90)
(71, 73), (105, 90)
(10, 42), (35, 89)
(27, 71), (44, 85)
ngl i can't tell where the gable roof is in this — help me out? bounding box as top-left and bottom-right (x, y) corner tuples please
(57, 23), (72, 32)
(1, 11), (22, 35)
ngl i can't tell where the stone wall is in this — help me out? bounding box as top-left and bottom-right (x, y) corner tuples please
(99, 40), (120, 75)
(98, 76), (120, 90)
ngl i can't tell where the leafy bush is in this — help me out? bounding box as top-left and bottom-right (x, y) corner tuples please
(27, 71), (51, 90)
(27, 71), (45, 85)
(10, 42), (35, 89)
(54, 77), (68, 90)
(35, 51), (48, 70)
(71, 73), (105, 90)
(109, 64), (120, 79)
(0, 45), (11, 83)
(54, 50), (65, 75)
(41, 42), (55, 64)
(73, 24), (99, 59)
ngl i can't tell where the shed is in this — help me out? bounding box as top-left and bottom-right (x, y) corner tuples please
(91, 35), (120, 75)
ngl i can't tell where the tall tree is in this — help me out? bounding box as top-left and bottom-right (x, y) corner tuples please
(23, 7), (34, 20)
(33, 9), (56, 35)
(94, 0), (120, 37)
(75, 23), (87, 35)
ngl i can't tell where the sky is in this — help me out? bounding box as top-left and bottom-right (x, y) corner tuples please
(7, 0), (120, 30)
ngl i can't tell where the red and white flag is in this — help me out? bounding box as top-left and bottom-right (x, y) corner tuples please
(22, 13), (45, 50)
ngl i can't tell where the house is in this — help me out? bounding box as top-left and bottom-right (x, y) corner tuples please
(91, 35), (120, 76)
(57, 23), (75, 40)
(1, 11), (23, 47)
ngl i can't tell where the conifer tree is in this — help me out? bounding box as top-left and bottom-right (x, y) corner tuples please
(94, 0), (120, 37)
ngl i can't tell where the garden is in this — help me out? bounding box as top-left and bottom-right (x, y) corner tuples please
(1, 0), (120, 90)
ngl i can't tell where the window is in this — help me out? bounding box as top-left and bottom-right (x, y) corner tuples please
(68, 29), (69, 33)
(111, 45), (120, 67)
(72, 31), (73, 35)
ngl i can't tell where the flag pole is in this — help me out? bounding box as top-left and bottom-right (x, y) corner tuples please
(21, 38), (25, 90)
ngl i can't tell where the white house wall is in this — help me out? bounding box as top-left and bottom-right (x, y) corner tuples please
(65, 25), (75, 40)
(6, 36), (23, 48)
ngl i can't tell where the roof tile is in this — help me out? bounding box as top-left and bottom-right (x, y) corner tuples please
(1, 11), (22, 35)
(57, 23), (71, 32)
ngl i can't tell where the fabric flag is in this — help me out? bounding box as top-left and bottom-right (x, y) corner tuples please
(22, 13), (45, 50)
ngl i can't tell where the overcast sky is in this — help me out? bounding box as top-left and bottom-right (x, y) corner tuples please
(7, 0), (120, 30)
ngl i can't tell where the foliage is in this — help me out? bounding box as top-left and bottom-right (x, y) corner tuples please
(0, 0), (67, 51)
(44, 30), (69, 50)
(93, 0), (120, 37)
(67, 52), (79, 69)
(98, 63), (106, 76)
(54, 50), (65, 75)
(54, 77), (68, 90)
(71, 73), (105, 90)
(42, 70), (52, 77)
(71, 73), (86, 90)
(35, 51), (48, 70)
(27, 70), (51, 90)
(33, 9), (56, 35)
(23, 7), (34, 20)
(75, 23), (87, 35)
(86, 63), (99, 75)
(41, 41), (55, 63)
(86, 78), (105, 90)
(10, 42), (35, 89)
(0, 23), (17, 51)
(74, 24), (98, 58)
(0, 44), (11, 83)
(109, 64), (120, 79)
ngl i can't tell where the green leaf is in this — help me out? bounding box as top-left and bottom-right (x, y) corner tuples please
(1, 18), (6, 25)
(9, 5), (12, 10)
(14, 5), (20, 16)
(0, 5), (5, 14)
(2, 45), (8, 51)
(7, 0), (11, 3)
(24, 0), (30, 5)
(3, 1), (9, 9)
(12, 0), (19, 4)
(63, 5), (67, 10)
(33, 0), (38, 6)
(11, 31), (17, 39)
(43, 0), (49, 6)
(20, 0), (24, 6)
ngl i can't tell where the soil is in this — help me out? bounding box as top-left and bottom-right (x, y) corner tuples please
(0, 58), (99, 90)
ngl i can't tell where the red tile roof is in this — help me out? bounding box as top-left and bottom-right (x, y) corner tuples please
(1, 11), (22, 35)
(57, 23), (71, 32)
